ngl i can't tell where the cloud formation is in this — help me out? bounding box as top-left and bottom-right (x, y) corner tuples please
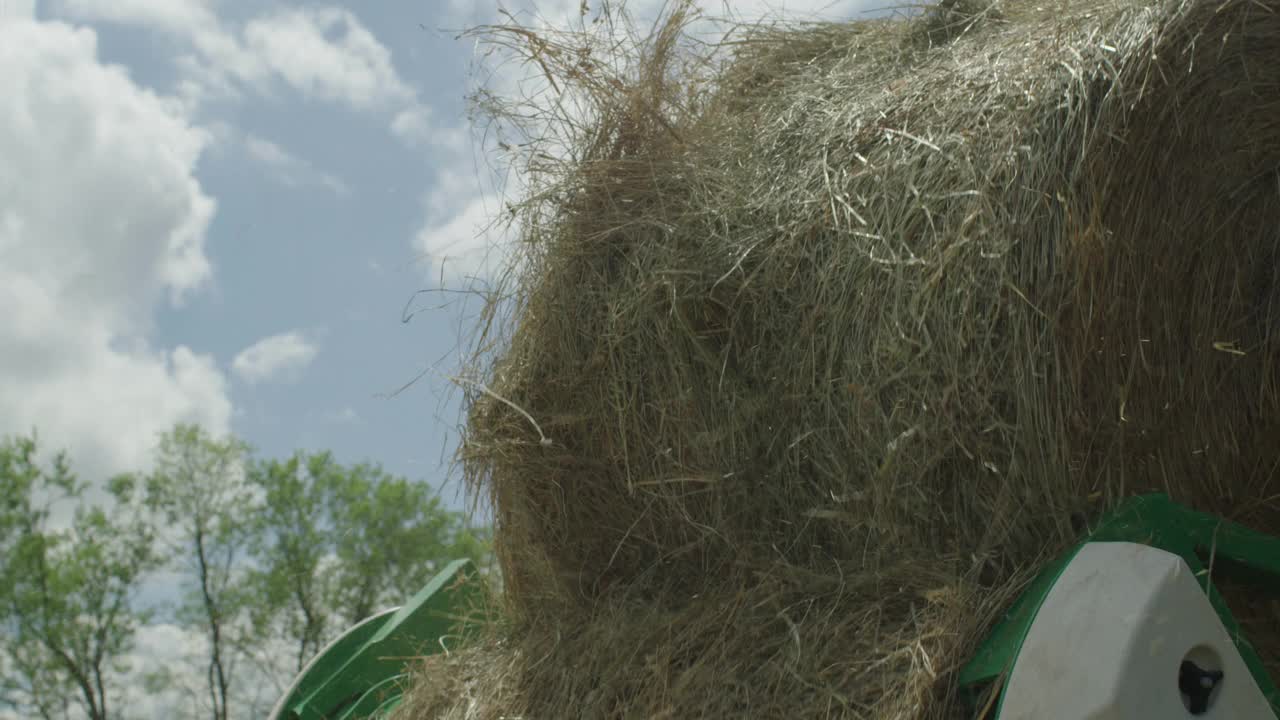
(243, 134), (349, 194)
(0, 17), (230, 479)
(231, 331), (320, 385)
(50, 1), (427, 121)
(412, 158), (521, 287)
(0, 0), (35, 20)
(52, 0), (219, 35)
(242, 8), (414, 110)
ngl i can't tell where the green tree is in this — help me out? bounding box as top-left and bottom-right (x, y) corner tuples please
(0, 652), (13, 713)
(248, 451), (491, 675)
(325, 459), (485, 625)
(145, 424), (256, 720)
(245, 451), (333, 674)
(0, 434), (156, 720)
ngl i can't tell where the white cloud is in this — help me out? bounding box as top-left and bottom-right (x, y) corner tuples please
(244, 134), (302, 169)
(413, 159), (520, 286)
(0, 18), (231, 480)
(50, 1), (422, 117)
(116, 619), (291, 719)
(415, 196), (504, 284)
(0, 0), (35, 21)
(320, 406), (364, 425)
(389, 104), (468, 153)
(391, 103), (433, 145)
(243, 8), (414, 111)
(243, 134), (349, 194)
(53, 0), (219, 35)
(232, 331), (319, 384)
(116, 622), (210, 719)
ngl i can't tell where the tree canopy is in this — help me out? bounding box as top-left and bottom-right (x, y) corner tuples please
(0, 426), (490, 719)
(0, 435), (156, 720)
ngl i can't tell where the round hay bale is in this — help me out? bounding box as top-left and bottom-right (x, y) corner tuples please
(397, 0), (1280, 716)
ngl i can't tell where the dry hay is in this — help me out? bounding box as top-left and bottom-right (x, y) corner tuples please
(395, 0), (1280, 716)
(1219, 577), (1280, 685)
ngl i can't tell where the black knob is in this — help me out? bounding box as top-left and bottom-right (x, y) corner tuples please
(1179, 659), (1224, 715)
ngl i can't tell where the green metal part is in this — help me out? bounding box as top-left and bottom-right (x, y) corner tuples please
(958, 493), (1280, 717)
(333, 674), (408, 719)
(269, 558), (481, 720)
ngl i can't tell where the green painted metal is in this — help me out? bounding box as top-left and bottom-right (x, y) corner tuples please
(334, 674), (408, 719)
(957, 545), (1082, 692)
(370, 692), (405, 717)
(959, 494), (1280, 717)
(269, 558), (481, 720)
(269, 609), (400, 720)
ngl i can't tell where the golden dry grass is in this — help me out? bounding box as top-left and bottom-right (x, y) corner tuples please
(394, 0), (1280, 716)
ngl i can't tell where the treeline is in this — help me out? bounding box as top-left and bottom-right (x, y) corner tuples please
(0, 424), (490, 720)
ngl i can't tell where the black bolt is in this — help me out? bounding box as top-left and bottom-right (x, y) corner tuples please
(1179, 660), (1224, 715)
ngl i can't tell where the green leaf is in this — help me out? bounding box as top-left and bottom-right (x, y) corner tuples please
(246, 450), (492, 674)
(0, 432), (159, 720)
(144, 423), (256, 720)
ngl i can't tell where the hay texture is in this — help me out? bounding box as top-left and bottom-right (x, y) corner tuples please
(396, 0), (1280, 716)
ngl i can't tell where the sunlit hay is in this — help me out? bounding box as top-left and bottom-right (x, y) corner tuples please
(394, 563), (1045, 719)
(396, 0), (1280, 715)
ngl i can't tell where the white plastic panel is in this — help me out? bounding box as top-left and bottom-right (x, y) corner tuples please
(999, 541), (1275, 719)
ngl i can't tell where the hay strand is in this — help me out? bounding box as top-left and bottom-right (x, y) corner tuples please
(395, 0), (1280, 715)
